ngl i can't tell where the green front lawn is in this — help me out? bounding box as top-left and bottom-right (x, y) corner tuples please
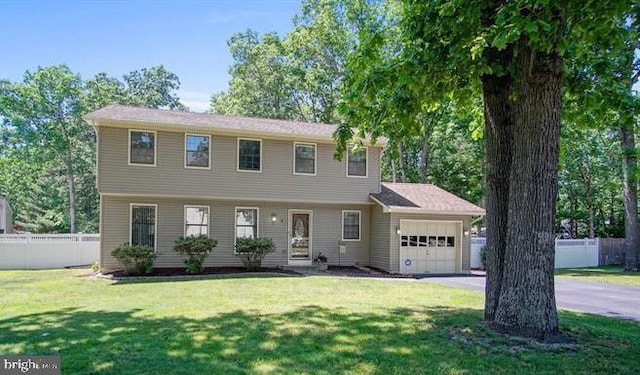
(0, 270), (638, 374)
(556, 265), (640, 286)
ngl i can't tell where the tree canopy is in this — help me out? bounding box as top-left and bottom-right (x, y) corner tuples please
(0, 64), (186, 233)
(336, 0), (636, 339)
(211, 0), (358, 124)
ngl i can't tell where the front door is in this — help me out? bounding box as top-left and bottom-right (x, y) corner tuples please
(288, 210), (312, 264)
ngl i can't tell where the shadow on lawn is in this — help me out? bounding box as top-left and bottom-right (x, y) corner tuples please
(0, 306), (638, 375)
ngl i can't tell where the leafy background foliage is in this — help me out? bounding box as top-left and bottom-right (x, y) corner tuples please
(0, 0), (637, 243)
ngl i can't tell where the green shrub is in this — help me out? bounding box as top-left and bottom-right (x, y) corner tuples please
(173, 235), (217, 274)
(235, 237), (275, 271)
(480, 245), (488, 270)
(111, 243), (156, 275)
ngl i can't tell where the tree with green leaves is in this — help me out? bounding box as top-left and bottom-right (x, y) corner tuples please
(85, 65), (186, 111)
(563, 6), (640, 270)
(557, 127), (623, 239)
(337, 1), (632, 339)
(211, 0), (359, 124)
(123, 65), (186, 111)
(0, 65), (88, 233)
(0, 64), (186, 233)
(211, 30), (293, 119)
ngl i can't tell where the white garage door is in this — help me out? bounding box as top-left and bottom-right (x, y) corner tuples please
(399, 220), (460, 274)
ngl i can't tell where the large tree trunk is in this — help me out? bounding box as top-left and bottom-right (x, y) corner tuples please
(482, 46), (513, 321)
(621, 121), (639, 271)
(492, 37), (562, 340)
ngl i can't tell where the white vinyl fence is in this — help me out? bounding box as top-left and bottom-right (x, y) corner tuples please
(471, 237), (599, 269)
(0, 234), (100, 270)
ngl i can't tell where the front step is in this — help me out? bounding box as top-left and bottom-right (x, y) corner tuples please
(281, 265), (328, 275)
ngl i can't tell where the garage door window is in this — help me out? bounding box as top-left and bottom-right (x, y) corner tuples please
(402, 235), (455, 248)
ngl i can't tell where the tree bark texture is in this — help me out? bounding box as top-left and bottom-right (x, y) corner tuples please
(581, 165), (595, 238)
(481, 46), (513, 322)
(396, 143), (407, 182)
(492, 37), (562, 339)
(67, 172), (76, 234)
(419, 125), (433, 183)
(621, 121), (639, 271)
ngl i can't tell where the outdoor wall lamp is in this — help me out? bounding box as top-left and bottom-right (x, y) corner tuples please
(395, 226), (401, 235)
(463, 229), (470, 236)
(271, 214), (278, 223)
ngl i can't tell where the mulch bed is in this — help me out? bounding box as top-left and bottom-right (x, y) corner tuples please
(101, 265), (414, 280)
(327, 266), (414, 279)
(105, 266), (299, 279)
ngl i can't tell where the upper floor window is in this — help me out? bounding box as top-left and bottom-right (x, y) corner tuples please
(294, 142), (316, 175)
(342, 210), (361, 241)
(235, 207), (258, 239)
(130, 204), (157, 248)
(347, 146), (367, 177)
(184, 205), (209, 236)
(129, 130), (156, 166)
(238, 139), (261, 172)
(185, 134), (211, 169)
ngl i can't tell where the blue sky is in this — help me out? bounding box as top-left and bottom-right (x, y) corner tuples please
(1, 0), (301, 112)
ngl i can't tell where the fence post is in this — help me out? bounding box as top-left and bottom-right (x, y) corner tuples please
(26, 233), (31, 270)
(595, 238), (600, 267)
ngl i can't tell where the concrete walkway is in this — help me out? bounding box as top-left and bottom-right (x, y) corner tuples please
(418, 276), (640, 322)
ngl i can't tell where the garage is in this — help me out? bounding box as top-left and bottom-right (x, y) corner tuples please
(398, 220), (461, 274)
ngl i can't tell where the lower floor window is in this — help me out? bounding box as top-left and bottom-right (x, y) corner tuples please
(236, 207), (258, 239)
(131, 204), (156, 247)
(342, 210), (361, 240)
(185, 206), (209, 236)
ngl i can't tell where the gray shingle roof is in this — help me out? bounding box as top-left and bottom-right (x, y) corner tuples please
(84, 105), (369, 143)
(371, 183), (485, 215)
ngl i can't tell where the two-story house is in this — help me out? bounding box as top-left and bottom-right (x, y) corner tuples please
(84, 105), (484, 274)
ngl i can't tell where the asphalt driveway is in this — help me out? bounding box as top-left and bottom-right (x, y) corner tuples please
(418, 276), (640, 321)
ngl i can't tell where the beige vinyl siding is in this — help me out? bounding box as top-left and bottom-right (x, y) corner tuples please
(100, 195), (371, 272)
(388, 213), (472, 273)
(370, 203), (391, 271)
(97, 127), (381, 204)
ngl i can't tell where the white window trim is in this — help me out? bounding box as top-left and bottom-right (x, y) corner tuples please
(237, 138), (263, 173)
(346, 146), (368, 178)
(128, 129), (157, 167)
(342, 210), (361, 242)
(129, 203), (158, 249)
(234, 207), (260, 252)
(184, 134), (212, 170)
(293, 142), (317, 176)
(183, 205), (210, 237)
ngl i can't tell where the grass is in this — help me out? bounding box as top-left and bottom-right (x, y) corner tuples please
(0, 270), (638, 374)
(556, 265), (640, 286)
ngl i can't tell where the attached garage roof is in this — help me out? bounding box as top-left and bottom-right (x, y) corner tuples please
(370, 183), (485, 216)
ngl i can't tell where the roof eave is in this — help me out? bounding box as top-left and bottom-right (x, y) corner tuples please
(83, 117), (387, 147)
(369, 196), (391, 213)
(387, 207), (486, 216)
